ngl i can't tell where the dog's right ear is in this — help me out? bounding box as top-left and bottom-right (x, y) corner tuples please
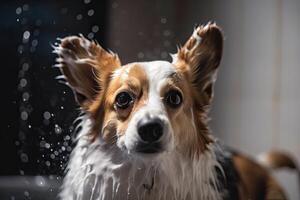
(54, 35), (121, 110)
(173, 23), (223, 106)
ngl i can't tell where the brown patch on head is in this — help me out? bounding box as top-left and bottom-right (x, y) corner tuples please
(88, 63), (150, 143)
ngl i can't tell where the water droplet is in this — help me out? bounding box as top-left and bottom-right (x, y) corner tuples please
(92, 25), (99, 33)
(40, 140), (46, 148)
(137, 52), (144, 59)
(20, 78), (27, 87)
(84, 0), (92, 4)
(163, 30), (171, 37)
(43, 111), (51, 120)
(54, 124), (62, 134)
(87, 9), (94, 16)
(20, 153), (29, 163)
(21, 111), (28, 120)
(76, 14), (83, 20)
(67, 146), (72, 152)
(17, 45), (24, 54)
(22, 92), (30, 101)
(15, 141), (20, 146)
(32, 39), (38, 47)
(28, 125), (31, 128)
(23, 31), (30, 40)
(45, 143), (50, 149)
(45, 161), (51, 167)
(16, 7), (22, 15)
(24, 191), (30, 197)
(35, 176), (45, 187)
(87, 32), (94, 39)
(22, 63), (30, 71)
(161, 17), (167, 24)
(65, 135), (70, 140)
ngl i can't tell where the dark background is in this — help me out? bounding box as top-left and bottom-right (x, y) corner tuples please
(0, 0), (108, 176)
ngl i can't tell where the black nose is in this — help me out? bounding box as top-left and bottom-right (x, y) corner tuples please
(137, 118), (163, 143)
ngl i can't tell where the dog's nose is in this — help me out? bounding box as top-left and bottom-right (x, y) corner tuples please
(137, 118), (163, 143)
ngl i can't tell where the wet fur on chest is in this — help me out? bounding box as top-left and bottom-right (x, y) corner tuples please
(59, 119), (224, 200)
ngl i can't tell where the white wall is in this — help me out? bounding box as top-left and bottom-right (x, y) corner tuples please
(211, 1), (300, 199)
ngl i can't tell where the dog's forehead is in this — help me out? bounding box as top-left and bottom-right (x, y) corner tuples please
(112, 61), (176, 86)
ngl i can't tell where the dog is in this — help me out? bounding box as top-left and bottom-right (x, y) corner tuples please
(54, 23), (299, 200)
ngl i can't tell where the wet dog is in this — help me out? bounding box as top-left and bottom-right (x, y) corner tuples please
(54, 23), (298, 200)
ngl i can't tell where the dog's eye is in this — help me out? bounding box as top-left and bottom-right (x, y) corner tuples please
(115, 92), (133, 109)
(165, 90), (182, 108)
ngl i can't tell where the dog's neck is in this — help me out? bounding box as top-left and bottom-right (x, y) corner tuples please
(60, 118), (223, 200)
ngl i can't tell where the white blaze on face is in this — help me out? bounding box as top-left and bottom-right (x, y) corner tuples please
(117, 61), (176, 154)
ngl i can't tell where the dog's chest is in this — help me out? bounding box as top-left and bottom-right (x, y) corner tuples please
(60, 137), (231, 200)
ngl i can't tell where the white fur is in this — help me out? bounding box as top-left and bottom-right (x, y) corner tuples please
(60, 117), (223, 200)
(117, 61), (175, 154)
(60, 61), (223, 200)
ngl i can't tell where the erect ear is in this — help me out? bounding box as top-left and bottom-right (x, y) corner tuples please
(173, 22), (223, 105)
(54, 35), (121, 110)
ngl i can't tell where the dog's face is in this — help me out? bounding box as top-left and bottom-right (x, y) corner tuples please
(55, 23), (223, 158)
(106, 61), (189, 155)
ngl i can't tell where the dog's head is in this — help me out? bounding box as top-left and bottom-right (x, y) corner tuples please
(55, 23), (223, 158)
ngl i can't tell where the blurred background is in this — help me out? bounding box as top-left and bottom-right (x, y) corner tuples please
(0, 0), (299, 199)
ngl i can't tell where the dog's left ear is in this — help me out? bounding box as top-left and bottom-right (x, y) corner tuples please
(173, 23), (223, 105)
(54, 35), (121, 110)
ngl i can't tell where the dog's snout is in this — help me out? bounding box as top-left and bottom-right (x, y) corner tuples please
(137, 118), (163, 143)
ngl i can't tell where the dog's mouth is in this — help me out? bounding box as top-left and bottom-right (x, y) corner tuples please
(135, 142), (163, 154)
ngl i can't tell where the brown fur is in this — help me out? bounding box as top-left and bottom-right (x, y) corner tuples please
(233, 153), (287, 200)
(173, 23), (223, 156)
(100, 64), (150, 143)
(57, 35), (121, 110)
